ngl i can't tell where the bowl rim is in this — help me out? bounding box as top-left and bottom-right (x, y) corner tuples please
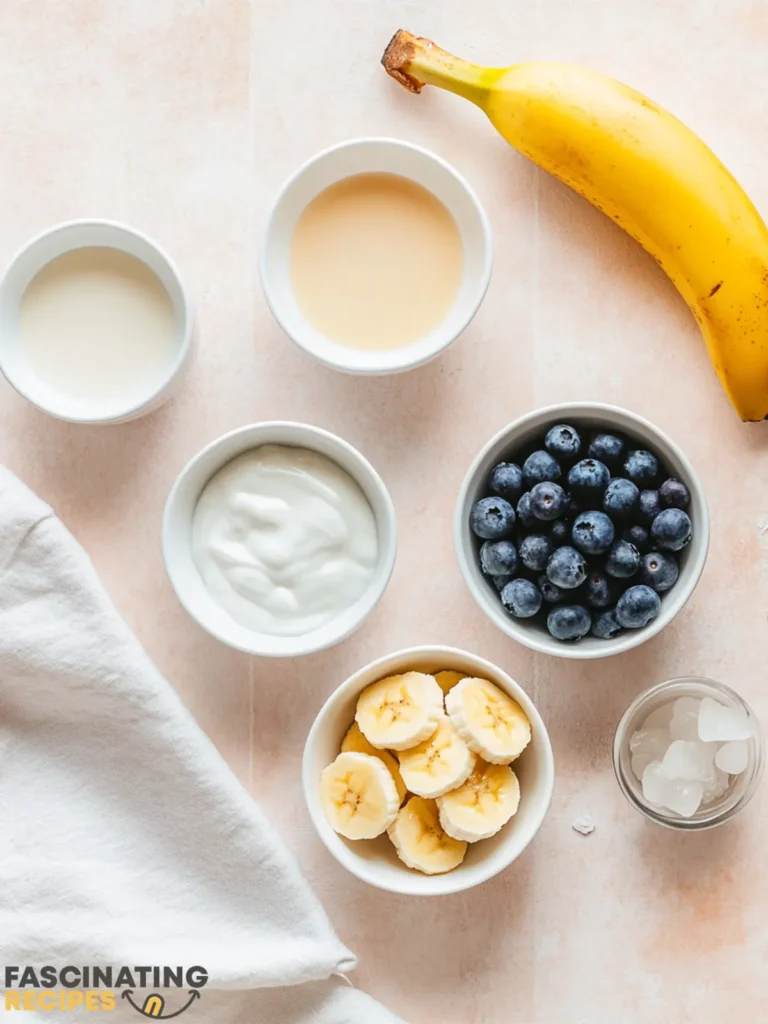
(454, 401), (710, 660)
(0, 218), (194, 424)
(162, 420), (398, 657)
(302, 644), (555, 895)
(258, 135), (493, 375)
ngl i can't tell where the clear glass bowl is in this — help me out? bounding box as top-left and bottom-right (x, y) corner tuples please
(613, 677), (764, 830)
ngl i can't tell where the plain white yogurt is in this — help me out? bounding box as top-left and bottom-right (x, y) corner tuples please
(191, 444), (379, 636)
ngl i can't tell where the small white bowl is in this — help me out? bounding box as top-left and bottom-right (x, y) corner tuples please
(162, 421), (397, 657)
(455, 403), (710, 660)
(0, 219), (194, 423)
(260, 137), (492, 374)
(303, 645), (555, 895)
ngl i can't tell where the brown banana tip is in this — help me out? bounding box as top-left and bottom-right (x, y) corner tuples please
(381, 29), (425, 93)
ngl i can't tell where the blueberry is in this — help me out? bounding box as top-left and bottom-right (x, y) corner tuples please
(638, 489), (661, 524)
(616, 585), (661, 629)
(571, 510), (615, 556)
(537, 573), (564, 603)
(605, 539), (641, 578)
(547, 604), (592, 641)
(545, 423), (582, 460)
(490, 462), (524, 502)
(588, 433), (625, 466)
(470, 497), (516, 540)
(651, 508), (692, 551)
(602, 478), (639, 519)
(639, 551), (679, 592)
(567, 459), (610, 496)
(491, 573), (515, 592)
(516, 492), (537, 528)
(624, 450), (660, 486)
(480, 539), (518, 576)
(585, 570), (612, 608)
(546, 546), (588, 590)
(622, 524), (650, 553)
(501, 578), (543, 619)
(549, 519), (570, 545)
(520, 534), (553, 572)
(591, 608), (623, 639)
(530, 481), (568, 521)
(659, 477), (691, 510)
(522, 450), (561, 488)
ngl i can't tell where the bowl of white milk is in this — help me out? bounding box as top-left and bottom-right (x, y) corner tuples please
(0, 220), (194, 423)
(260, 138), (492, 374)
(162, 422), (397, 657)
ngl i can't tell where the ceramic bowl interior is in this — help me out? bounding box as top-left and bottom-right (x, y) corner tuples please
(455, 403), (709, 660)
(260, 137), (492, 374)
(302, 645), (555, 895)
(162, 421), (397, 657)
(0, 219), (192, 423)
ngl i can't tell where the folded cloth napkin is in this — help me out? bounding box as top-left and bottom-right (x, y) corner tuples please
(0, 469), (404, 1023)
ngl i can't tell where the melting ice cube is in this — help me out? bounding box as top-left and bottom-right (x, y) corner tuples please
(642, 761), (672, 807)
(631, 751), (656, 781)
(669, 697), (701, 741)
(698, 697), (754, 743)
(664, 778), (703, 818)
(715, 740), (749, 775)
(630, 727), (669, 758)
(701, 767), (730, 804)
(661, 739), (717, 782)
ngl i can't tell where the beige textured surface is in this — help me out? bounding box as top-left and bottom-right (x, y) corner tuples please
(1, 2), (767, 1021)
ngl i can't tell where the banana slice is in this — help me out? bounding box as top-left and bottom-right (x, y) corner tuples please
(320, 752), (400, 840)
(388, 796), (467, 874)
(445, 677), (531, 764)
(434, 670), (465, 696)
(356, 672), (443, 751)
(341, 722), (407, 804)
(397, 714), (475, 798)
(437, 760), (520, 842)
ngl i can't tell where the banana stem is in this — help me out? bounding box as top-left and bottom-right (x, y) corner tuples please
(381, 30), (495, 107)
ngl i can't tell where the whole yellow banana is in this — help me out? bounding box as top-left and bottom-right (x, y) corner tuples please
(383, 30), (768, 421)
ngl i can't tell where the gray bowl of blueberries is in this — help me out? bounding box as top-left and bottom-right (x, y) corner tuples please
(454, 403), (710, 659)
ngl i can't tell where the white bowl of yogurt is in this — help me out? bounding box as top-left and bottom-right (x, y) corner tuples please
(0, 220), (194, 423)
(162, 422), (397, 657)
(260, 137), (492, 374)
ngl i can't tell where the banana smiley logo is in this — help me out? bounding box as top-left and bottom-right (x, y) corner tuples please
(122, 989), (201, 1018)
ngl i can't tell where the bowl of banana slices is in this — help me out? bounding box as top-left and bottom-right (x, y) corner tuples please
(302, 645), (554, 895)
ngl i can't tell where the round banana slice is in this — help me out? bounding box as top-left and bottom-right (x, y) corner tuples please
(356, 672), (443, 751)
(445, 677), (531, 764)
(434, 670), (465, 696)
(437, 760), (520, 843)
(388, 796), (467, 875)
(320, 752), (400, 840)
(341, 721), (407, 805)
(397, 714), (475, 799)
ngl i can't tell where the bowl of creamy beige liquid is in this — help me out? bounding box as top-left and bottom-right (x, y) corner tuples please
(0, 220), (194, 423)
(260, 138), (492, 373)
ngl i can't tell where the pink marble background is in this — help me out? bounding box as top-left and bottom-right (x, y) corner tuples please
(1, 1), (767, 1021)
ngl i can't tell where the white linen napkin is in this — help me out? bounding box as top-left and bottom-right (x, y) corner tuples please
(0, 468), (404, 1023)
